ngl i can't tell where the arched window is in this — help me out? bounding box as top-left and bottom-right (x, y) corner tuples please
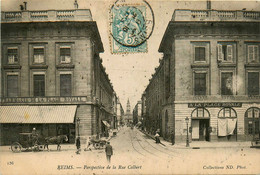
(245, 107), (260, 136)
(217, 107), (237, 137)
(191, 107), (210, 118)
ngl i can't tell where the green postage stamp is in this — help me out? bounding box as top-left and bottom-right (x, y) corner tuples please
(109, 0), (154, 54)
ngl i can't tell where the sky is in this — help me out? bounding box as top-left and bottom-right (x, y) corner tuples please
(1, 0), (260, 112)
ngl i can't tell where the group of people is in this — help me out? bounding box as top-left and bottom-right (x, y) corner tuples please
(154, 130), (175, 145)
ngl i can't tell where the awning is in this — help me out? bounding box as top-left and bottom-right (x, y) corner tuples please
(102, 120), (110, 128)
(0, 105), (77, 124)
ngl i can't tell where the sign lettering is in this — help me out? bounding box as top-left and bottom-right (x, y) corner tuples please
(188, 102), (242, 108)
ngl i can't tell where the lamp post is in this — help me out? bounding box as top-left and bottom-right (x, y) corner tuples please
(185, 117), (189, 147)
(76, 118), (80, 137)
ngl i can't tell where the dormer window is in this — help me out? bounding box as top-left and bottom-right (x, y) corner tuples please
(60, 46), (71, 64)
(7, 47), (18, 64)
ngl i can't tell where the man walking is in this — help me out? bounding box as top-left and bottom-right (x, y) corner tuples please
(105, 142), (113, 163)
(171, 130), (175, 145)
(155, 132), (160, 144)
(76, 137), (81, 154)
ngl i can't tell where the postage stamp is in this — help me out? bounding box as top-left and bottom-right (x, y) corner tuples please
(109, 0), (154, 54)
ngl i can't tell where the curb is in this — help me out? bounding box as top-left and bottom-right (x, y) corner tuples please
(139, 129), (252, 149)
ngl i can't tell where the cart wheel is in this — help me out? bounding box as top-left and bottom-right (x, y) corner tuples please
(11, 142), (22, 153)
(38, 145), (44, 151)
(100, 143), (105, 149)
(94, 143), (100, 149)
(33, 144), (40, 152)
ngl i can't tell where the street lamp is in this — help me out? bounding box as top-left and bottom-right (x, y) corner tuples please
(76, 118), (80, 137)
(185, 117), (189, 147)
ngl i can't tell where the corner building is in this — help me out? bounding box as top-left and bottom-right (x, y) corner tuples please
(146, 9), (260, 143)
(0, 9), (116, 145)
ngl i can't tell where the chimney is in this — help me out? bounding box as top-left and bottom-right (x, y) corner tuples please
(207, 0), (211, 10)
(20, 5), (24, 11)
(23, 2), (27, 10)
(74, 0), (79, 9)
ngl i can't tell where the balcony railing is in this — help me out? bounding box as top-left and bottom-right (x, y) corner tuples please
(173, 9), (260, 21)
(1, 9), (92, 23)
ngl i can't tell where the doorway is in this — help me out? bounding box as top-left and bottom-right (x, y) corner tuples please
(192, 119), (210, 141)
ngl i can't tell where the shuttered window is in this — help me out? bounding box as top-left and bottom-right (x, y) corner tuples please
(248, 72), (259, 95)
(60, 74), (72, 96)
(248, 45), (259, 63)
(60, 47), (71, 63)
(217, 44), (233, 62)
(7, 75), (18, 97)
(7, 48), (18, 64)
(194, 73), (206, 95)
(221, 72), (233, 95)
(33, 47), (44, 63)
(33, 75), (45, 97)
(195, 47), (205, 61)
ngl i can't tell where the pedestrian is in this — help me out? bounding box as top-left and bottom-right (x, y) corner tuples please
(105, 142), (113, 163)
(76, 137), (81, 154)
(171, 131), (175, 145)
(84, 136), (92, 151)
(32, 128), (38, 144)
(155, 132), (160, 144)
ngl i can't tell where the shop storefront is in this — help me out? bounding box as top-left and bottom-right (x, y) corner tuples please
(191, 108), (210, 141)
(172, 102), (260, 143)
(0, 105), (77, 145)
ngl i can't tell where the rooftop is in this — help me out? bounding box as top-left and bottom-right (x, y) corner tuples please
(172, 9), (260, 21)
(1, 9), (92, 23)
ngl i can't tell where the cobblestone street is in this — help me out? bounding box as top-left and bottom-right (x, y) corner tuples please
(1, 126), (259, 175)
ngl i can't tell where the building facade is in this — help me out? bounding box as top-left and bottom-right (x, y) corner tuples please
(116, 98), (125, 126)
(144, 9), (260, 143)
(132, 101), (142, 125)
(0, 9), (116, 145)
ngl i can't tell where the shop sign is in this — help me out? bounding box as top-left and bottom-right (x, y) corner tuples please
(188, 102), (242, 108)
(1, 96), (88, 104)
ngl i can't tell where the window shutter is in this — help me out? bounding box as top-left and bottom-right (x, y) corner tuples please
(217, 44), (223, 61)
(253, 45), (258, 62)
(248, 45), (254, 62)
(227, 45), (233, 62)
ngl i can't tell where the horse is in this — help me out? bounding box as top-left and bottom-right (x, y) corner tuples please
(44, 135), (68, 151)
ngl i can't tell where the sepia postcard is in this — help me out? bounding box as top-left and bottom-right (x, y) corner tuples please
(0, 0), (260, 174)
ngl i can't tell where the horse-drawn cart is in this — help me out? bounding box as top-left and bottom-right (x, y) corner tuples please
(11, 133), (44, 153)
(87, 138), (107, 149)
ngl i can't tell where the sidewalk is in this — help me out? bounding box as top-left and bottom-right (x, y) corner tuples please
(140, 129), (253, 149)
(1, 130), (119, 153)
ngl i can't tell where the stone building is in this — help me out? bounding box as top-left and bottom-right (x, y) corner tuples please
(116, 98), (125, 126)
(0, 9), (116, 145)
(132, 101), (142, 125)
(144, 9), (260, 143)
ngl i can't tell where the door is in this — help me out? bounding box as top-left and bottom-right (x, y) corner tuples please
(192, 120), (200, 140)
(199, 120), (210, 141)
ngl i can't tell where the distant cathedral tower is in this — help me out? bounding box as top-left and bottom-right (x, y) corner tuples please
(126, 98), (131, 115)
(124, 98), (132, 123)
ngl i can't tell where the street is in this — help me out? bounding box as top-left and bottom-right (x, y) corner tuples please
(0, 126), (260, 175)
